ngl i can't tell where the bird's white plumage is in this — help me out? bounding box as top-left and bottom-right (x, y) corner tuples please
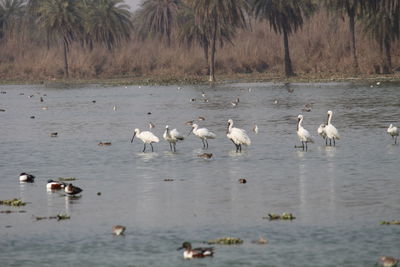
(191, 124), (216, 140)
(325, 110), (340, 140)
(387, 124), (399, 137)
(163, 126), (184, 143)
(253, 123), (258, 134)
(134, 128), (159, 144)
(227, 119), (251, 146)
(317, 124), (326, 139)
(297, 115), (314, 143)
(387, 124), (399, 144)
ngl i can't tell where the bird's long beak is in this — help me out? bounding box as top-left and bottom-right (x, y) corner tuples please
(297, 118), (300, 131)
(131, 132), (136, 143)
(326, 114), (329, 124)
(187, 128), (193, 136)
(177, 246), (183, 250)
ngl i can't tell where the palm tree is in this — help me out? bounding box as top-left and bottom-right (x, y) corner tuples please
(363, 0), (400, 74)
(36, 0), (82, 78)
(177, 1), (234, 75)
(324, 0), (370, 74)
(0, 0), (25, 40)
(253, 0), (317, 77)
(83, 0), (133, 50)
(194, 0), (249, 82)
(134, 0), (180, 46)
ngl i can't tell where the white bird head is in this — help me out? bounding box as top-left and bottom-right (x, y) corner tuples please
(227, 119), (233, 126)
(165, 125), (169, 129)
(297, 114), (303, 120)
(188, 124), (198, 136)
(389, 123), (393, 128)
(131, 128), (140, 143)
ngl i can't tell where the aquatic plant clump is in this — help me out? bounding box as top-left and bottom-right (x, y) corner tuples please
(207, 237), (244, 245)
(381, 220), (400, 225)
(0, 198), (26, 206)
(264, 213), (296, 220)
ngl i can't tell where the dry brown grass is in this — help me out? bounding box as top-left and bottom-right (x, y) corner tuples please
(0, 9), (398, 82)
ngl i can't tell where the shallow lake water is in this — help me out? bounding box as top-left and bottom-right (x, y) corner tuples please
(0, 81), (399, 266)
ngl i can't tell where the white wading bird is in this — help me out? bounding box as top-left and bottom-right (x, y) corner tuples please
(131, 128), (160, 152)
(188, 124), (216, 149)
(226, 119), (251, 152)
(325, 110), (340, 146)
(387, 124), (399, 144)
(163, 125), (184, 152)
(317, 123), (327, 145)
(296, 115), (314, 151)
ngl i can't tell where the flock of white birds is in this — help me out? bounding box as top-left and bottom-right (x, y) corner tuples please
(130, 109), (399, 153)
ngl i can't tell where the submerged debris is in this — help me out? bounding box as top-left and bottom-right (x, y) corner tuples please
(34, 214), (70, 221)
(98, 142), (112, 146)
(58, 177), (77, 181)
(207, 237), (243, 245)
(381, 220), (400, 225)
(164, 178), (174, 182)
(238, 178), (247, 184)
(251, 237), (268, 245)
(264, 213), (296, 221)
(0, 198), (26, 206)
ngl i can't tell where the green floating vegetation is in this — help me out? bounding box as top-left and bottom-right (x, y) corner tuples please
(264, 213), (296, 221)
(207, 237), (243, 245)
(381, 220), (400, 225)
(58, 177), (77, 181)
(56, 214), (70, 221)
(0, 198), (26, 206)
(0, 210), (26, 214)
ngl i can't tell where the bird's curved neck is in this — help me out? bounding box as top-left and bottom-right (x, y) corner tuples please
(297, 118), (302, 131)
(327, 114), (332, 125)
(227, 123), (233, 133)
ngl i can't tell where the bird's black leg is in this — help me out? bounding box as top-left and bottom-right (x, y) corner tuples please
(235, 144), (239, 152)
(329, 139), (332, 146)
(143, 144), (146, 152)
(169, 142), (172, 151)
(173, 143), (176, 152)
(395, 136), (397, 145)
(333, 138), (336, 147)
(325, 138), (328, 146)
(206, 139), (209, 149)
(202, 139), (205, 148)
(239, 144), (242, 152)
(305, 141), (308, 151)
(150, 143), (154, 152)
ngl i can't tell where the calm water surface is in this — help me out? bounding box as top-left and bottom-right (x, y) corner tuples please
(0, 82), (399, 266)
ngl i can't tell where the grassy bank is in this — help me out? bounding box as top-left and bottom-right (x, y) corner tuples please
(2, 72), (400, 87)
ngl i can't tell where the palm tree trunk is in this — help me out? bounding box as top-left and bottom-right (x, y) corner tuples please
(203, 40), (209, 75)
(348, 12), (359, 74)
(209, 19), (217, 82)
(283, 27), (294, 77)
(63, 38), (69, 78)
(382, 35), (392, 74)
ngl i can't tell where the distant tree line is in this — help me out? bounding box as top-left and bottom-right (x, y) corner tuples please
(0, 0), (399, 80)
